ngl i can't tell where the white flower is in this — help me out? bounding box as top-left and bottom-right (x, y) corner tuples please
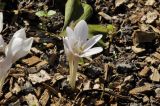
(63, 20), (103, 89)
(0, 12), (33, 93)
(63, 20), (103, 58)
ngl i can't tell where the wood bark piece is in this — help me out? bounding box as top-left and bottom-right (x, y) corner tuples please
(129, 83), (153, 95)
(150, 67), (160, 82)
(22, 56), (41, 66)
(28, 70), (51, 84)
(132, 30), (156, 46)
(115, 0), (126, 7)
(39, 89), (50, 106)
(152, 52), (160, 60)
(138, 66), (151, 77)
(132, 46), (145, 54)
(24, 93), (40, 106)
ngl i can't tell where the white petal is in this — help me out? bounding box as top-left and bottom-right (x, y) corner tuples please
(74, 20), (88, 43)
(0, 57), (12, 93)
(83, 34), (102, 52)
(80, 47), (103, 57)
(13, 37), (33, 62)
(66, 27), (74, 38)
(13, 28), (26, 39)
(0, 12), (3, 33)
(0, 35), (4, 47)
(63, 37), (73, 52)
(6, 37), (23, 60)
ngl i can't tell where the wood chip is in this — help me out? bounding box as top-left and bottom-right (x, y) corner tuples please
(138, 66), (151, 77)
(98, 12), (112, 21)
(132, 46), (145, 54)
(39, 89), (50, 106)
(145, 0), (155, 5)
(132, 30), (156, 46)
(146, 11), (158, 23)
(11, 83), (21, 94)
(150, 67), (160, 82)
(28, 70), (51, 84)
(129, 83), (153, 95)
(31, 47), (43, 54)
(24, 93), (40, 106)
(115, 0), (126, 7)
(22, 56), (41, 66)
(36, 60), (48, 70)
(152, 52), (160, 60)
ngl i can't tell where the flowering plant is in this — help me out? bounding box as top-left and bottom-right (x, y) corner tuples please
(63, 20), (103, 89)
(0, 12), (33, 93)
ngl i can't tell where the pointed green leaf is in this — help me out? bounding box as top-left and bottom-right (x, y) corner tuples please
(35, 11), (46, 17)
(47, 10), (56, 17)
(63, 0), (93, 30)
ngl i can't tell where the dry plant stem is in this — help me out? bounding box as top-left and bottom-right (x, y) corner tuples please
(69, 54), (79, 89)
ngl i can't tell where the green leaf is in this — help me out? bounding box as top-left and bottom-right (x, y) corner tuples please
(106, 24), (116, 34)
(63, 0), (93, 30)
(35, 11), (46, 17)
(47, 10), (56, 17)
(88, 24), (108, 35)
(74, 3), (93, 24)
(78, 58), (84, 65)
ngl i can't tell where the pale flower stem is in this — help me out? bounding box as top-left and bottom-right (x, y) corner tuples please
(69, 55), (79, 89)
